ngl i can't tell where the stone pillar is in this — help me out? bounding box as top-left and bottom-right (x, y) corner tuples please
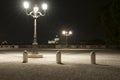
(90, 51), (96, 64)
(23, 50), (28, 63)
(56, 51), (61, 64)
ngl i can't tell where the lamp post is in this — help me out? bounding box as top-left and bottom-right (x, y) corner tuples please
(23, 1), (48, 55)
(62, 30), (72, 48)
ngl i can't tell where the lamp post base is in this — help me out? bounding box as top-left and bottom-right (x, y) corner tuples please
(30, 42), (43, 58)
(32, 42), (38, 54)
(32, 42), (38, 45)
(28, 54), (43, 58)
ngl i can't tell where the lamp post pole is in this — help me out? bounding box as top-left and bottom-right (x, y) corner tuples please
(32, 18), (38, 54)
(33, 18), (38, 46)
(65, 34), (68, 47)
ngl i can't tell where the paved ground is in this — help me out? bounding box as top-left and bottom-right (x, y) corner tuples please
(0, 49), (120, 80)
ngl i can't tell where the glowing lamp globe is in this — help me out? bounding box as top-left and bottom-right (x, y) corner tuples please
(23, 1), (29, 9)
(42, 3), (48, 10)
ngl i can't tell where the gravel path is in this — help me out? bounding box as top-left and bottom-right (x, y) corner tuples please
(0, 50), (120, 80)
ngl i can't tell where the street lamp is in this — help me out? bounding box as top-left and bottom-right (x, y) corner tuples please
(62, 30), (72, 48)
(23, 1), (48, 55)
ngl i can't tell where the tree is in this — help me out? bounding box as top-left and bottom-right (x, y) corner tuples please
(98, 0), (120, 45)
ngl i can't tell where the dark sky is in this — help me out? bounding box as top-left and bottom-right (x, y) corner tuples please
(0, 0), (107, 44)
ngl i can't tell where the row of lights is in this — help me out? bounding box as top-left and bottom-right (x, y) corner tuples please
(62, 30), (72, 36)
(23, 1), (48, 10)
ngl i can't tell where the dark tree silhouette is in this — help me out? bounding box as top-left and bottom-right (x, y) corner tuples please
(97, 0), (120, 45)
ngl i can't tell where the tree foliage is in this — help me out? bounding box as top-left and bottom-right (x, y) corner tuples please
(98, 0), (120, 45)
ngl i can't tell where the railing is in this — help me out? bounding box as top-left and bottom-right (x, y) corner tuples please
(0, 45), (19, 48)
(0, 45), (119, 49)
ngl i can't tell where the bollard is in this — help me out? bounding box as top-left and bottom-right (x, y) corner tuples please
(23, 50), (28, 63)
(56, 51), (61, 64)
(90, 51), (96, 64)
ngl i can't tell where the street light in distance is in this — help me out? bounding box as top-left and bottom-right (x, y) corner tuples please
(62, 30), (72, 48)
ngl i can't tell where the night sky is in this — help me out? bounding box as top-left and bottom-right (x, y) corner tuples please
(0, 0), (107, 44)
